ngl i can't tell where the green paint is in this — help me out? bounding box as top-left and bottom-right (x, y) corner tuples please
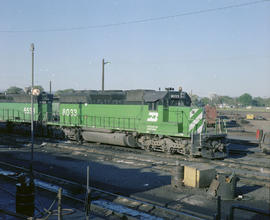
(0, 100), (225, 138)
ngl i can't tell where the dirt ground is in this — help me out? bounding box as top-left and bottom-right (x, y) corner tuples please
(219, 110), (270, 133)
(245, 120), (270, 133)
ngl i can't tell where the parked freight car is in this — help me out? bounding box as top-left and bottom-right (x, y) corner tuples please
(0, 88), (227, 159)
(204, 105), (217, 127)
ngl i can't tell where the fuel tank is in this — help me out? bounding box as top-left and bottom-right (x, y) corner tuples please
(81, 131), (137, 148)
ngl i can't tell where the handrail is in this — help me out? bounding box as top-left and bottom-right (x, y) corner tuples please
(0, 108), (40, 122)
(60, 114), (138, 130)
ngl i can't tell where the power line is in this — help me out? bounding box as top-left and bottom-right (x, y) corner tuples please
(1, 0), (269, 33)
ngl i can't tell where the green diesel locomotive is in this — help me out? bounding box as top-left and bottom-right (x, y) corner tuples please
(0, 88), (227, 159)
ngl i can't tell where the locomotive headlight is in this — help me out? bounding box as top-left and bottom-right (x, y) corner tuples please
(32, 88), (40, 96)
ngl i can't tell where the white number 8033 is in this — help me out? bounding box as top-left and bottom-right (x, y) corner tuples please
(62, 108), (77, 117)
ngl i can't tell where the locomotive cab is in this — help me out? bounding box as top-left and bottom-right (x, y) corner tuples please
(167, 91), (191, 107)
(164, 87), (191, 107)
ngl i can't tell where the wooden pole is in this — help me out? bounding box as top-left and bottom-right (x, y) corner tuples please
(102, 59), (104, 92)
(57, 188), (62, 220)
(86, 166), (91, 220)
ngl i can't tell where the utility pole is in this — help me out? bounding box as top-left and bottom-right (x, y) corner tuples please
(102, 58), (110, 92)
(85, 166), (91, 220)
(30, 43), (35, 175)
(49, 80), (52, 94)
(102, 59), (104, 92)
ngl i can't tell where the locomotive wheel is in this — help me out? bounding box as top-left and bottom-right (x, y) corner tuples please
(165, 147), (174, 155)
(145, 145), (153, 152)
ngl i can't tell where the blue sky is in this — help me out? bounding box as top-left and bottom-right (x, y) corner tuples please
(0, 0), (269, 97)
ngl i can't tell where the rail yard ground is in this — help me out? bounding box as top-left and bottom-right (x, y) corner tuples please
(218, 107), (270, 133)
(0, 109), (270, 219)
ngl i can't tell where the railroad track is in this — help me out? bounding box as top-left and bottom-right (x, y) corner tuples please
(61, 141), (270, 183)
(0, 161), (210, 220)
(59, 142), (270, 187)
(1, 133), (270, 187)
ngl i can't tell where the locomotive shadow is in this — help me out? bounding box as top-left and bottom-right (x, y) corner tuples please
(4, 148), (171, 196)
(227, 143), (259, 159)
(237, 185), (262, 195)
(50, 155), (171, 196)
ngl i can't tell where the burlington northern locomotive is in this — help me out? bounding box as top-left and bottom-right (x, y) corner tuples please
(0, 88), (227, 159)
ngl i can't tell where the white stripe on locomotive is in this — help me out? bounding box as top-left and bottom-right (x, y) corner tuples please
(189, 108), (199, 119)
(196, 119), (205, 134)
(189, 112), (203, 132)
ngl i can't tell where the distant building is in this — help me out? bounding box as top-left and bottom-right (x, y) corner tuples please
(218, 103), (231, 109)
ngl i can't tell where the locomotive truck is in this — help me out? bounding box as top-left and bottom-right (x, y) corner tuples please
(0, 88), (227, 159)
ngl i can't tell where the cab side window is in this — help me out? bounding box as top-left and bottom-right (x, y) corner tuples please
(148, 102), (157, 111)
